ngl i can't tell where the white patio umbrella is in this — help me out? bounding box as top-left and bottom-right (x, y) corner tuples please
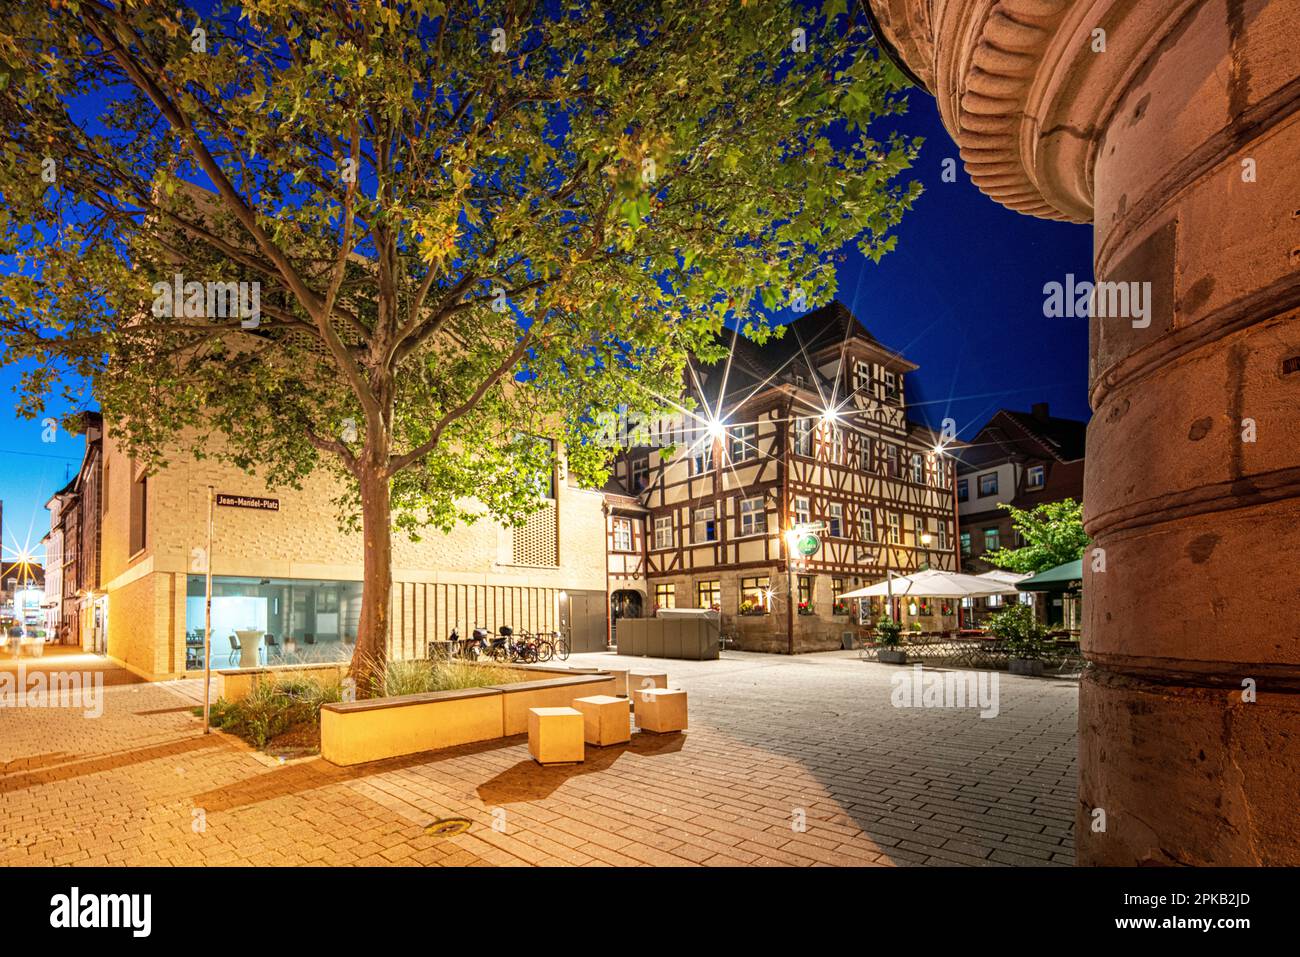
(839, 568), (1021, 600)
(973, 569), (1032, 587)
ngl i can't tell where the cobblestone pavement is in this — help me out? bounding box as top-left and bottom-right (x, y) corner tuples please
(0, 649), (1077, 866)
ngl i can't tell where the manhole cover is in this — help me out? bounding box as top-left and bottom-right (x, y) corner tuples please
(424, 817), (472, 837)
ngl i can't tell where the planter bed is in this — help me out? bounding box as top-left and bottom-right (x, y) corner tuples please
(320, 667), (618, 766)
(216, 661), (350, 703)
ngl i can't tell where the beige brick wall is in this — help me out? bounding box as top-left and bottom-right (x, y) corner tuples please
(98, 426), (607, 678)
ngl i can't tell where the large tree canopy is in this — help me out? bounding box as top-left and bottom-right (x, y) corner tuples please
(0, 0), (921, 689)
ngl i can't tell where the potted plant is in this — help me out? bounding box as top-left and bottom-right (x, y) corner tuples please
(874, 615), (906, 664)
(797, 600), (815, 616)
(989, 603), (1049, 676)
(739, 598), (764, 617)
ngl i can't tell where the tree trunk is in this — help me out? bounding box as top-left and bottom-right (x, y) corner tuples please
(350, 461), (392, 698)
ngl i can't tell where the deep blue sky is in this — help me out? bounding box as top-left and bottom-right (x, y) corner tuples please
(0, 80), (1093, 565)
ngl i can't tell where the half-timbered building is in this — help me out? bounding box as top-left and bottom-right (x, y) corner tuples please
(609, 301), (961, 653)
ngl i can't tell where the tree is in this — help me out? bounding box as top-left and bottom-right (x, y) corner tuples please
(0, 0), (921, 693)
(983, 499), (1088, 575)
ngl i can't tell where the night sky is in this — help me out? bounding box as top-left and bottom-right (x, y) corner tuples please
(0, 69), (1094, 565)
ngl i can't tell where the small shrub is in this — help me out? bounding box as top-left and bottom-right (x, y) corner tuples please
(203, 677), (343, 748)
(875, 616), (903, 648)
(988, 603), (1049, 660)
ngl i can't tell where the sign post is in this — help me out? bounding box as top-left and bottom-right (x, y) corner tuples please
(203, 486), (214, 734)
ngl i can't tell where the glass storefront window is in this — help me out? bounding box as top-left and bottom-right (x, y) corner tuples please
(184, 575), (363, 671)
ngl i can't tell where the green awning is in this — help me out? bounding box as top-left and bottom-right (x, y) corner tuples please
(1016, 559), (1083, 593)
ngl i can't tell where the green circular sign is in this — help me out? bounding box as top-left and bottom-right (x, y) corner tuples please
(796, 532), (821, 556)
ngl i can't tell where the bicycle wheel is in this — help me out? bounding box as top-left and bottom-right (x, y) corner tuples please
(535, 639), (554, 662)
(555, 633), (570, 660)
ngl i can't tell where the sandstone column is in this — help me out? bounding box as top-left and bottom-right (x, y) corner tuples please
(867, 0), (1300, 864)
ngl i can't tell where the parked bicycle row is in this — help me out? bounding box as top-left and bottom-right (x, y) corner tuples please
(431, 626), (570, 664)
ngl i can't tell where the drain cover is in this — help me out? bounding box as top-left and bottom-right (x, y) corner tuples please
(424, 817), (472, 837)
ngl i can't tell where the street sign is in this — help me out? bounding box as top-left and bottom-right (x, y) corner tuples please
(215, 493), (279, 511)
(796, 531), (821, 556)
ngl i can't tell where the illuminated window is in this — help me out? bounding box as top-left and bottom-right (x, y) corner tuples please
(655, 583), (675, 610)
(696, 579), (720, 610)
(739, 576), (770, 615)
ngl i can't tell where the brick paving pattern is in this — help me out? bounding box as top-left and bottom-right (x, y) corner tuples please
(0, 649), (1077, 866)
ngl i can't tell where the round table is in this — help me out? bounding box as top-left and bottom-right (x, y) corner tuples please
(235, 629), (264, 669)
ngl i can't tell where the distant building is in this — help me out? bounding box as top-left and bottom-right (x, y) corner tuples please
(47, 415), (610, 680)
(40, 412), (105, 650)
(954, 404), (1086, 626)
(1, 560), (45, 631)
(609, 301), (960, 653)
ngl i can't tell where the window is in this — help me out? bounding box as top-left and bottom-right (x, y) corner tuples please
(798, 576), (813, 613)
(859, 508), (874, 541)
(827, 502), (843, 537)
(653, 516), (674, 550)
(129, 473), (148, 555)
(102, 463), (109, 513)
(1026, 465), (1045, 490)
(852, 361), (871, 393)
(693, 445), (714, 474)
(793, 496), (811, 526)
(912, 515), (926, 546)
(655, 583), (675, 610)
(739, 496), (767, 536)
(696, 579), (720, 610)
(831, 578), (847, 615)
(693, 505), (717, 543)
(978, 472), (999, 497)
(960, 531), (972, 556)
(631, 458), (648, 492)
(829, 425), (844, 465)
(937, 522), (949, 552)
(888, 512), (902, 544)
(957, 478), (969, 503)
(613, 517), (633, 551)
(884, 370), (898, 401)
(739, 576), (770, 615)
(984, 527), (1000, 552)
(793, 417), (813, 456)
(884, 444), (899, 478)
(911, 453), (925, 484)
(730, 424), (757, 462)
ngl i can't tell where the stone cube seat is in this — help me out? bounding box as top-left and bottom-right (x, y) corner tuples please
(633, 688), (688, 734)
(572, 694), (631, 747)
(527, 706), (584, 764)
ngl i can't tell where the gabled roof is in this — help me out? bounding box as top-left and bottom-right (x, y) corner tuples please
(693, 300), (915, 409)
(956, 407), (1087, 469)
